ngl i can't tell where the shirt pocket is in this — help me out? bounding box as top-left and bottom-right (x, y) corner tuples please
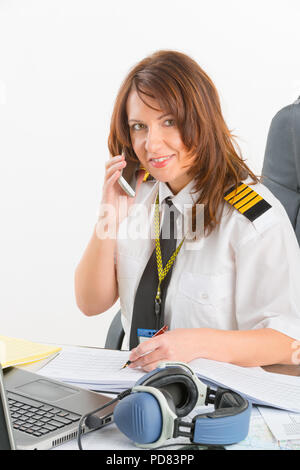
(179, 272), (232, 307)
(172, 271), (234, 330)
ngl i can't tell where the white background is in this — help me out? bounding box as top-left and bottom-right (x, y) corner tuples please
(0, 0), (299, 348)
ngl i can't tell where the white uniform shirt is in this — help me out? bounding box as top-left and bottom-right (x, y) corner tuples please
(116, 178), (300, 349)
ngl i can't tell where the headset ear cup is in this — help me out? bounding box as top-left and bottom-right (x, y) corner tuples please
(114, 391), (163, 445)
(158, 389), (176, 413)
(139, 367), (198, 417)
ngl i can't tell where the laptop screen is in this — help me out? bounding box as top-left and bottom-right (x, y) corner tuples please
(0, 365), (16, 450)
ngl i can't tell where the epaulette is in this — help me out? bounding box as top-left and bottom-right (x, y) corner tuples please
(224, 182), (271, 222)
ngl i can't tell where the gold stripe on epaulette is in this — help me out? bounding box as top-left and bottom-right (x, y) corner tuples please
(239, 194), (263, 213)
(234, 190), (257, 209)
(228, 186), (254, 206)
(224, 183), (271, 222)
(224, 183), (247, 201)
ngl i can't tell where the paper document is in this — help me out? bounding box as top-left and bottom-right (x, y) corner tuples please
(0, 335), (61, 369)
(38, 346), (142, 390)
(258, 406), (300, 441)
(38, 346), (300, 412)
(189, 357), (300, 412)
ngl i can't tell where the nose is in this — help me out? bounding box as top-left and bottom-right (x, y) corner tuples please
(144, 126), (164, 154)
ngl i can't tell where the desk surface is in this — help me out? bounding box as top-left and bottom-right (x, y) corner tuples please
(54, 406), (300, 451)
(20, 347), (300, 451)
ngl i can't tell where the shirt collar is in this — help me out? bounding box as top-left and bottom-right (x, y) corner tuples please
(158, 179), (199, 214)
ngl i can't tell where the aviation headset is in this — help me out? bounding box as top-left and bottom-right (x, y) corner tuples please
(78, 362), (251, 449)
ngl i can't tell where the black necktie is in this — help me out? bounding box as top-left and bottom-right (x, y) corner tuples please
(129, 197), (178, 349)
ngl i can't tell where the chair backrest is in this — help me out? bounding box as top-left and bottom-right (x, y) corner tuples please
(262, 96), (300, 245)
(104, 310), (125, 350)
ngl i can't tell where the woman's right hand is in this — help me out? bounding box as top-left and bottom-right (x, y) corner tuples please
(101, 153), (128, 207)
(97, 154), (145, 238)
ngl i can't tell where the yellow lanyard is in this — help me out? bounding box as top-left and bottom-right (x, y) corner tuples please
(154, 194), (185, 314)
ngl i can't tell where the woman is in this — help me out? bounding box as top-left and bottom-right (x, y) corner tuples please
(75, 50), (300, 371)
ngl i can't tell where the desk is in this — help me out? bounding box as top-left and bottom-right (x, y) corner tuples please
(22, 347), (300, 451)
(52, 406), (292, 451)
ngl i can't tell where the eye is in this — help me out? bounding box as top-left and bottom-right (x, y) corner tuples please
(164, 119), (176, 127)
(130, 123), (146, 131)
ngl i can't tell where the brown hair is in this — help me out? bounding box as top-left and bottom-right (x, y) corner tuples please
(108, 49), (259, 235)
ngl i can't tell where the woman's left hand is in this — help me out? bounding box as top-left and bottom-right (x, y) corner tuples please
(128, 328), (208, 372)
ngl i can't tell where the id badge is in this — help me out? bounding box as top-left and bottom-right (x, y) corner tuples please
(137, 328), (158, 344)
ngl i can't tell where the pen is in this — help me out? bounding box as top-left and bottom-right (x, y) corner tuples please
(121, 325), (169, 369)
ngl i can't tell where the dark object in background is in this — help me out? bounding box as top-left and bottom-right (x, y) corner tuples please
(262, 96), (300, 245)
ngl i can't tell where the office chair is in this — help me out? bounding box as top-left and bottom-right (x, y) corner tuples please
(105, 309), (125, 350)
(262, 96), (300, 245)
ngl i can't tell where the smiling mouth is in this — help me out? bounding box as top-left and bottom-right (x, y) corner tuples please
(149, 154), (174, 163)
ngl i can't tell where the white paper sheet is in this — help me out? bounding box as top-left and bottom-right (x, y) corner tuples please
(189, 357), (300, 412)
(38, 346), (300, 412)
(258, 406), (300, 440)
(38, 346), (143, 389)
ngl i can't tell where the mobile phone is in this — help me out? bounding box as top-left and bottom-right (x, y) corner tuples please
(118, 149), (140, 197)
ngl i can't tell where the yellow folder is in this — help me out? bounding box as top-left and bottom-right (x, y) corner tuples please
(0, 335), (61, 368)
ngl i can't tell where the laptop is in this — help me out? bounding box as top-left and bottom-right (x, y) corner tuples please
(0, 363), (116, 450)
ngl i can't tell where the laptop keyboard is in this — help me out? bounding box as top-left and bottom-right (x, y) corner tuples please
(8, 393), (81, 438)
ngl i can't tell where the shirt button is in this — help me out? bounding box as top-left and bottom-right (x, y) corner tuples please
(201, 293), (209, 300)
